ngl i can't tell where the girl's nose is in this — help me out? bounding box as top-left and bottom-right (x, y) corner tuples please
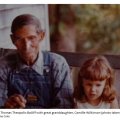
(91, 85), (96, 92)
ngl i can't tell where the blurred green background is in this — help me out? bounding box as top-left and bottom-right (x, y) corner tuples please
(49, 4), (120, 54)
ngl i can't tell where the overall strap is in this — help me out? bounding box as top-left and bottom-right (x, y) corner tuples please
(42, 51), (52, 76)
(42, 51), (53, 107)
(42, 51), (66, 95)
(42, 51), (55, 86)
(42, 51), (51, 66)
(42, 51), (66, 106)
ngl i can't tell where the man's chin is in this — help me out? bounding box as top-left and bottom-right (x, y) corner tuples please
(21, 54), (33, 60)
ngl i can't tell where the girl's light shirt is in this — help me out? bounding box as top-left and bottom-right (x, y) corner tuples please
(75, 100), (110, 109)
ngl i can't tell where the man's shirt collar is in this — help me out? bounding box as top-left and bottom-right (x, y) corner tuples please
(16, 51), (44, 75)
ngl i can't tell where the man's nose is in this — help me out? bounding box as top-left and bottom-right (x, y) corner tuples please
(24, 40), (31, 50)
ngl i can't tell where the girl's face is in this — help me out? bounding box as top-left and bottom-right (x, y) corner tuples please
(83, 79), (106, 105)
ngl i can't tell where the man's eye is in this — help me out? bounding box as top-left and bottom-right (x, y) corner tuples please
(14, 36), (22, 41)
(28, 36), (36, 40)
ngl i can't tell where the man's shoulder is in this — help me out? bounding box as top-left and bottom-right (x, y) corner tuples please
(0, 50), (18, 67)
(43, 51), (67, 63)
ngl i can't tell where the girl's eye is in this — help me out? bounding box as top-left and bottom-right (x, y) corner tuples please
(96, 84), (101, 87)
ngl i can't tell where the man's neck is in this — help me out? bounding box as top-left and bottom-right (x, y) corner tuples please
(20, 54), (39, 66)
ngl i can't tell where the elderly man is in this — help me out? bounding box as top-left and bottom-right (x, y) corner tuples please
(0, 14), (73, 108)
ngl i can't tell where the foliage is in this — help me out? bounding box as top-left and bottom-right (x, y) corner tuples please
(49, 5), (120, 54)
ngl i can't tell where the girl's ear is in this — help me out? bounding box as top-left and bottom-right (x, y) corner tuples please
(39, 31), (45, 41)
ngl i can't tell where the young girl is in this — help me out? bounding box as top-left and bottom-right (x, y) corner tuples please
(74, 56), (119, 109)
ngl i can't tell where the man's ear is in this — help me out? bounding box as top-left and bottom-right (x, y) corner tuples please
(10, 34), (16, 44)
(39, 31), (45, 41)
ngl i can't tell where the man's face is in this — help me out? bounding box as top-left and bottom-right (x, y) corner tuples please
(11, 25), (44, 64)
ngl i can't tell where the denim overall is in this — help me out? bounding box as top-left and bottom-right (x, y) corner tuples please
(8, 51), (54, 108)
